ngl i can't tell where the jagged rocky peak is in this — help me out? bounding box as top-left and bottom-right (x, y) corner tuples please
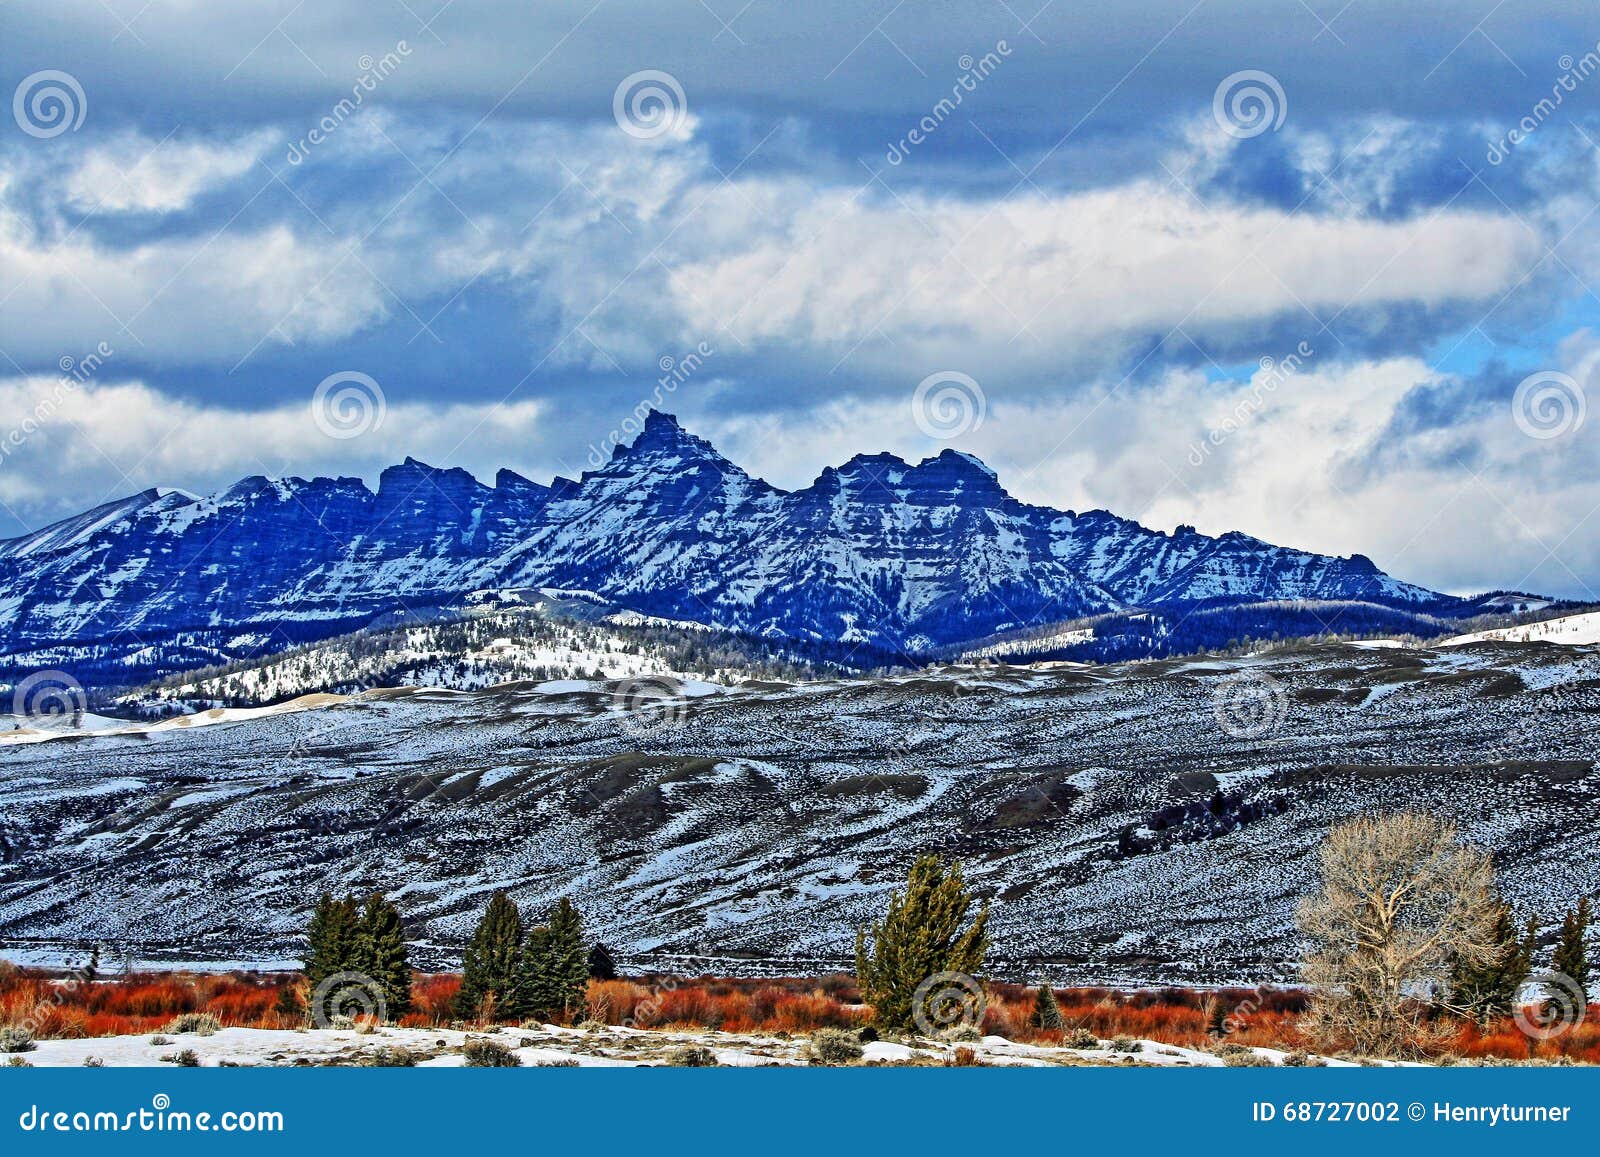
(610, 409), (731, 466)
(805, 446), (1010, 506)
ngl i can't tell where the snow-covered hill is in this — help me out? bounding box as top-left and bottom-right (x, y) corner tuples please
(1442, 610), (1600, 647)
(2, 640), (1594, 983)
(118, 599), (825, 711)
(0, 412), (1458, 690)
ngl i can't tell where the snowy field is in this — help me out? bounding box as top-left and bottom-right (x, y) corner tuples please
(7, 1023), (1374, 1069)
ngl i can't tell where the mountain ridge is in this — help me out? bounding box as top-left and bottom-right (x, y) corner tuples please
(0, 410), (1467, 689)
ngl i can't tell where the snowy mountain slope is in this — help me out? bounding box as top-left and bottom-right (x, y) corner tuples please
(1, 641), (1595, 982)
(1442, 610), (1600, 647)
(0, 411), (1464, 689)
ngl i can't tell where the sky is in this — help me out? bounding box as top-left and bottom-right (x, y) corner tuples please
(1, 0), (1598, 599)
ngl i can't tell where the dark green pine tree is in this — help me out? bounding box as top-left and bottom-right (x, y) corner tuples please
(1449, 903), (1535, 1024)
(305, 892), (361, 994)
(515, 925), (556, 1021)
(854, 855), (989, 1029)
(356, 894), (413, 1019)
(1029, 983), (1063, 1030)
(456, 891), (523, 1020)
(543, 898), (590, 1022)
(1552, 897), (1592, 997)
(1205, 998), (1229, 1037)
(587, 943), (618, 981)
(514, 899), (590, 1023)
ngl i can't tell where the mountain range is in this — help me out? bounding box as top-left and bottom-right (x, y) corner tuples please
(0, 411), (1484, 691)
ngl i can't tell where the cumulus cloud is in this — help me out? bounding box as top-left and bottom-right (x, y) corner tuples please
(664, 179), (1539, 373)
(0, 211), (390, 361)
(62, 131), (278, 214)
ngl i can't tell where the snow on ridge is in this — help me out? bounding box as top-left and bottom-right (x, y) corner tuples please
(1441, 610), (1600, 648)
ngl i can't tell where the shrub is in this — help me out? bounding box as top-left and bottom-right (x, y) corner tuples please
(6, 1056), (32, 1067)
(462, 1038), (521, 1067)
(806, 1027), (865, 1065)
(148, 1035), (172, 1046)
(941, 1023), (982, 1043)
(1282, 1051), (1327, 1067)
(163, 1049), (201, 1067)
(83, 1056), (104, 1068)
(1223, 1050), (1274, 1067)
(0, 1027), (36, 1053)
(947, 1046), (982, 1067)
(362, 1046), (418, 1067)
(665, 1044), (719, 1067)
(1064, 1027), (1100, 1049)
(165, 1013), (220, 1036)
(536, 1058), (580, 1067)
(1110, 1036), (1142, 1053)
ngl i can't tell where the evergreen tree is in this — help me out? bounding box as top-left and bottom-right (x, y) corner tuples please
(1552, 897), (1592, 996)
(356, 894), (413, 1019)
(457, 891), (522, 1020)
(514, 899), (590, 1022)
(855, 855), (989, 1029)
(544, 898), (590, 1021)
(274, 983), (304, 1020)
(514, 925), (555, 1020)
(1205, 998), (1229, 1037)
(1029, 983), (1063, 1030)
(1448, 903), (1534, 1024)
(588, 942), (618, 980)
(304, 893), (361, 994)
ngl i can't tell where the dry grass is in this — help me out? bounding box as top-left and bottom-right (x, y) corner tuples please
(1, 962), (1593, 1062)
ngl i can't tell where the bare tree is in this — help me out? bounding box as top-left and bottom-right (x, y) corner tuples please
(1298, 812), (1500, 1057)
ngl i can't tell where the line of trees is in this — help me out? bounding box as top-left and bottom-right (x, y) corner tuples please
(298, 889), (599, 1026)
(287, 821), (1589, 1059)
